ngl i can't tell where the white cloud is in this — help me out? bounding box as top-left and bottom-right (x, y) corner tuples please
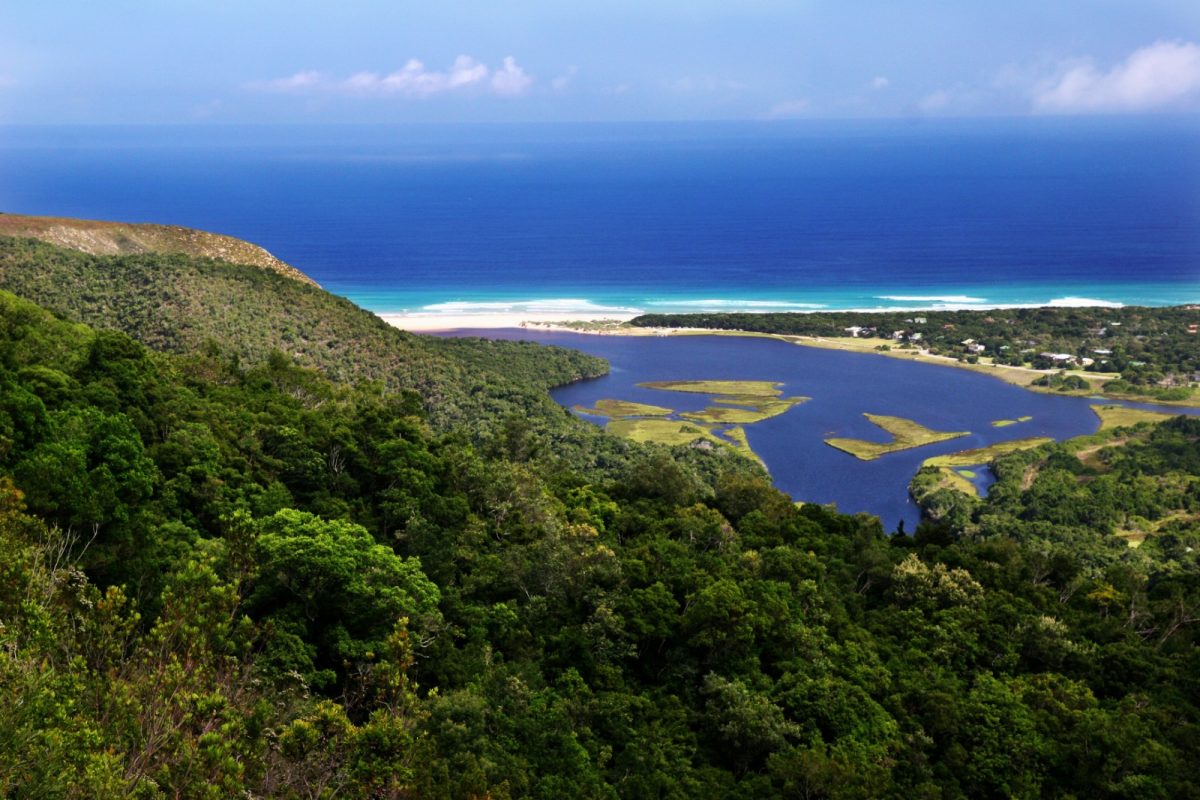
(343, 56), (489, 96)
(551, 66), (578, 92)
(918, 89), (953, 112)
(871, 76), (889, 90)
(247, 56), (534, 98)
(1034, 40), (1200, 113)
(491, 56), (533, 96)
(246, 70), (322, 93)
(765, 99), (809, 119)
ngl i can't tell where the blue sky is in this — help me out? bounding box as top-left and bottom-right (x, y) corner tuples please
(2, 1), (1199, 123)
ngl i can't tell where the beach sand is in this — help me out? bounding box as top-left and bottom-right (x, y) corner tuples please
(379, 311), (638, 332)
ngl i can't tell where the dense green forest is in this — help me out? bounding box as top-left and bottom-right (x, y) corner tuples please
(0, 236), (753, 484)
(631, 308), (1200, 401)
(912, 416), (1200, 559)
(1, 236), (1199, 797)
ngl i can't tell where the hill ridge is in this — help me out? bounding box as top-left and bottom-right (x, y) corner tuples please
(0, 211), (319, 287)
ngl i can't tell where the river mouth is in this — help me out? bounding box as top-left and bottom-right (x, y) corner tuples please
(441, 328), (1198, 532)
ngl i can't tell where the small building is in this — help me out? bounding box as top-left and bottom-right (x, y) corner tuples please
(1039, 352), (1077, 365)
(843, 326), (865, 337)
(913, 316), (927, 324)
(1093, 348), (1112, 355)
(966, 343), (986, 354)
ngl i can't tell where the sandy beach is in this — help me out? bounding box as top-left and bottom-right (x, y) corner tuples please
(378, 311), (639, 332)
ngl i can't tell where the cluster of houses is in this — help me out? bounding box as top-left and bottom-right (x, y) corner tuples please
(1157, 371), (1200, 388)
(843, 317), (928, 344)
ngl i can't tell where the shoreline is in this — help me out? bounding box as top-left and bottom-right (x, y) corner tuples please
(378, 311), (639, 332)
(379, 314), (1200, 408)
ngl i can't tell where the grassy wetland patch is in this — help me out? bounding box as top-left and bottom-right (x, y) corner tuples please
(606, 418), (724, 447)
(638, 379), (784, 397)
(575, 378), (808, 467)
(680, 395), (809, 424)
(991, 415), (1033, 428)
(936, 467), (979, 496)
(825, 414), (969, 461)
(923, 437), (1054, 468)
(1091, 404), (1177, 431)
(715, 425), (764, 466)
(573, 398), (672, 418)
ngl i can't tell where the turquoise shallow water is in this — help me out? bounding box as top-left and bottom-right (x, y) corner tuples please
(341, 281), (1200, 319)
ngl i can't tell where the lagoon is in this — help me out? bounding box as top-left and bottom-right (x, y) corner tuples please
(447, 329), (1200, 531)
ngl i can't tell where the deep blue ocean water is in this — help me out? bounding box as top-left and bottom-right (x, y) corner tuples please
(1, 119), (1198, 316)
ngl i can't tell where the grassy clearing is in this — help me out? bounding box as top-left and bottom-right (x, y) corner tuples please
(923, 437), (1055, 467)
(825, 414), (969, 461)
(681, 396), (809, 424)
(991, 415), (1033, 428)
(939, 467), (979, 496)
(1091, 404), (1178, 431)
(574, 398), (673, 418)
(1115, 512), (1199, 548)
(638, 379), (783, 398)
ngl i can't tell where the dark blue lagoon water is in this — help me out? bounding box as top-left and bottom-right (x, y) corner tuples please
(1, 119), (1198, 318)
(450, 330), (1200, 531)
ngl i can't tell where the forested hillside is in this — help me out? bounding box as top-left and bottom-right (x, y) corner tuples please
(913, 415), (1200, 561)
(0, 236), (762, 484)
(0, 237), (604, 428)
(0, 244), (1198, 796)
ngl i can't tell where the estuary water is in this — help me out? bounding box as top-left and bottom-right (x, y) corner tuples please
(452, 329), (1200, 531)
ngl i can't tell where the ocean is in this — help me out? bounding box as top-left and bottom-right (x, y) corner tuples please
(1, 119), (1198, 317)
